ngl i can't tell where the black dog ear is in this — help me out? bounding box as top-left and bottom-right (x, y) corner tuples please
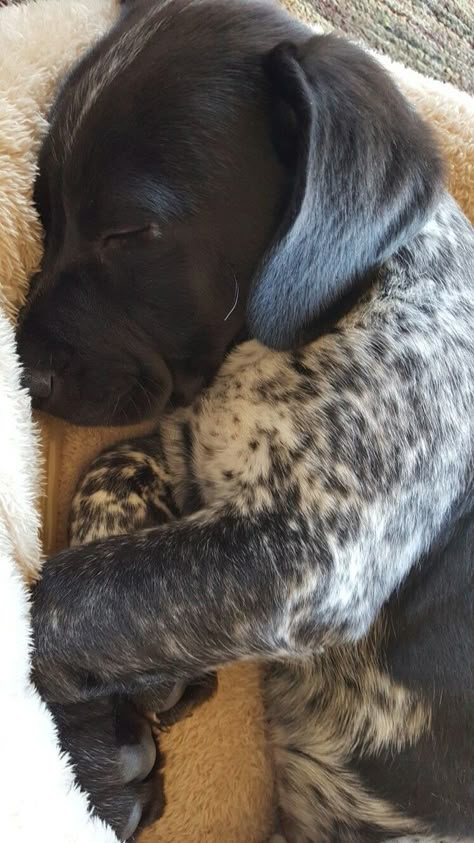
(247, 35), (444, 350)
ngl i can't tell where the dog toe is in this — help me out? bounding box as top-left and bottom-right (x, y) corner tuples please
(119, 723), (157, 783)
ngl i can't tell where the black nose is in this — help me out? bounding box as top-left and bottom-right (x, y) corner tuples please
(21, 368), (53, 399)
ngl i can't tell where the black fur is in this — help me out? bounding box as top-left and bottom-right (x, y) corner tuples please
(49, 697), (164, 840)
(248, 37), (443, 348)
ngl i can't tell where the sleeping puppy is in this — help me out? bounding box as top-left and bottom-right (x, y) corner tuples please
(16, 0), (474, 840)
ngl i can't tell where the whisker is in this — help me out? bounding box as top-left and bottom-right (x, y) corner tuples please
(135, 378), (154, 414)
(224, 271), (240, 322)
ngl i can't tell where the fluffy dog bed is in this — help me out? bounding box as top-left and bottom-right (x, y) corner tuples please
(0, 0), (473, 840)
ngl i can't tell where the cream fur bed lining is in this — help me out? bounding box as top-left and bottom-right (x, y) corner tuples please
(0, 1), (472, 840)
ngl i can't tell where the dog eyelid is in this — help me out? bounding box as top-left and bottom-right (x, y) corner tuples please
(102, 223), (160, 245)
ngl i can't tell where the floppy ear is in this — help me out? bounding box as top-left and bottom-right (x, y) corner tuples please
(247, 35), (444, 349)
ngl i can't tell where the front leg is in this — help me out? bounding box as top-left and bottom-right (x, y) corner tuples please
(69, 432), (180, 546)
(40, 431), (217, 838)
(67, 428), (217, 715)
(32, 504), (284, 704)
(30, 469), (454, 707)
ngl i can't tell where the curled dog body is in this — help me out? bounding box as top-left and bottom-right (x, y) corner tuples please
(16, 0), (474, 840)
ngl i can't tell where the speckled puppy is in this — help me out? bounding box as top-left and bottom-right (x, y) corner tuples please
(67, 193), (474, 839)
(46, 188), (474, 841)
(19, 1), (474, 841)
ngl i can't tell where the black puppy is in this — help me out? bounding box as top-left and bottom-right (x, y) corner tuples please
(17, 0), (474, 841)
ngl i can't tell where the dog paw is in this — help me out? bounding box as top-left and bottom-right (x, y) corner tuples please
(50, 697), (165, 840)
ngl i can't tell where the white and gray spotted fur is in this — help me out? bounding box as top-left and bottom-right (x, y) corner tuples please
(69, 192), (474, 842)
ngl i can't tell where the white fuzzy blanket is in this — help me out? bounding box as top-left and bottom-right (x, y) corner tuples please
(0, 1), (119, 839)
(0, 312), (117, 843)
(0, 0), (472, 840)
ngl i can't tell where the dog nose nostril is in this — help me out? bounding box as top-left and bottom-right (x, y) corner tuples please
(21, 368), (53, 399)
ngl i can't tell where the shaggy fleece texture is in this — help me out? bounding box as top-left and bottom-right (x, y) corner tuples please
(0, 316), (117, 843)
(0, 0), (473, 841)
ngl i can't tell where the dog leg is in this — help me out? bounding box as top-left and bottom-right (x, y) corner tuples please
(69, 431), (180, 546)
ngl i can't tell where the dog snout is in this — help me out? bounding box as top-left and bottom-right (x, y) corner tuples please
(21, 367), (54, 400)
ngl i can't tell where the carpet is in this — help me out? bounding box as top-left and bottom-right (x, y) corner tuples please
(292, 0), (473, 93)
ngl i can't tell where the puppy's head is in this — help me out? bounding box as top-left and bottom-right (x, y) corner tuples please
(17, 0), (442, 425)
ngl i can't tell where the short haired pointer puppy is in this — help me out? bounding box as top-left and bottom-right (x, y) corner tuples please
(17, 0), (474, 840)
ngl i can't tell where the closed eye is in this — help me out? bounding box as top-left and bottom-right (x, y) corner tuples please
(102, 224), (160, 246)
